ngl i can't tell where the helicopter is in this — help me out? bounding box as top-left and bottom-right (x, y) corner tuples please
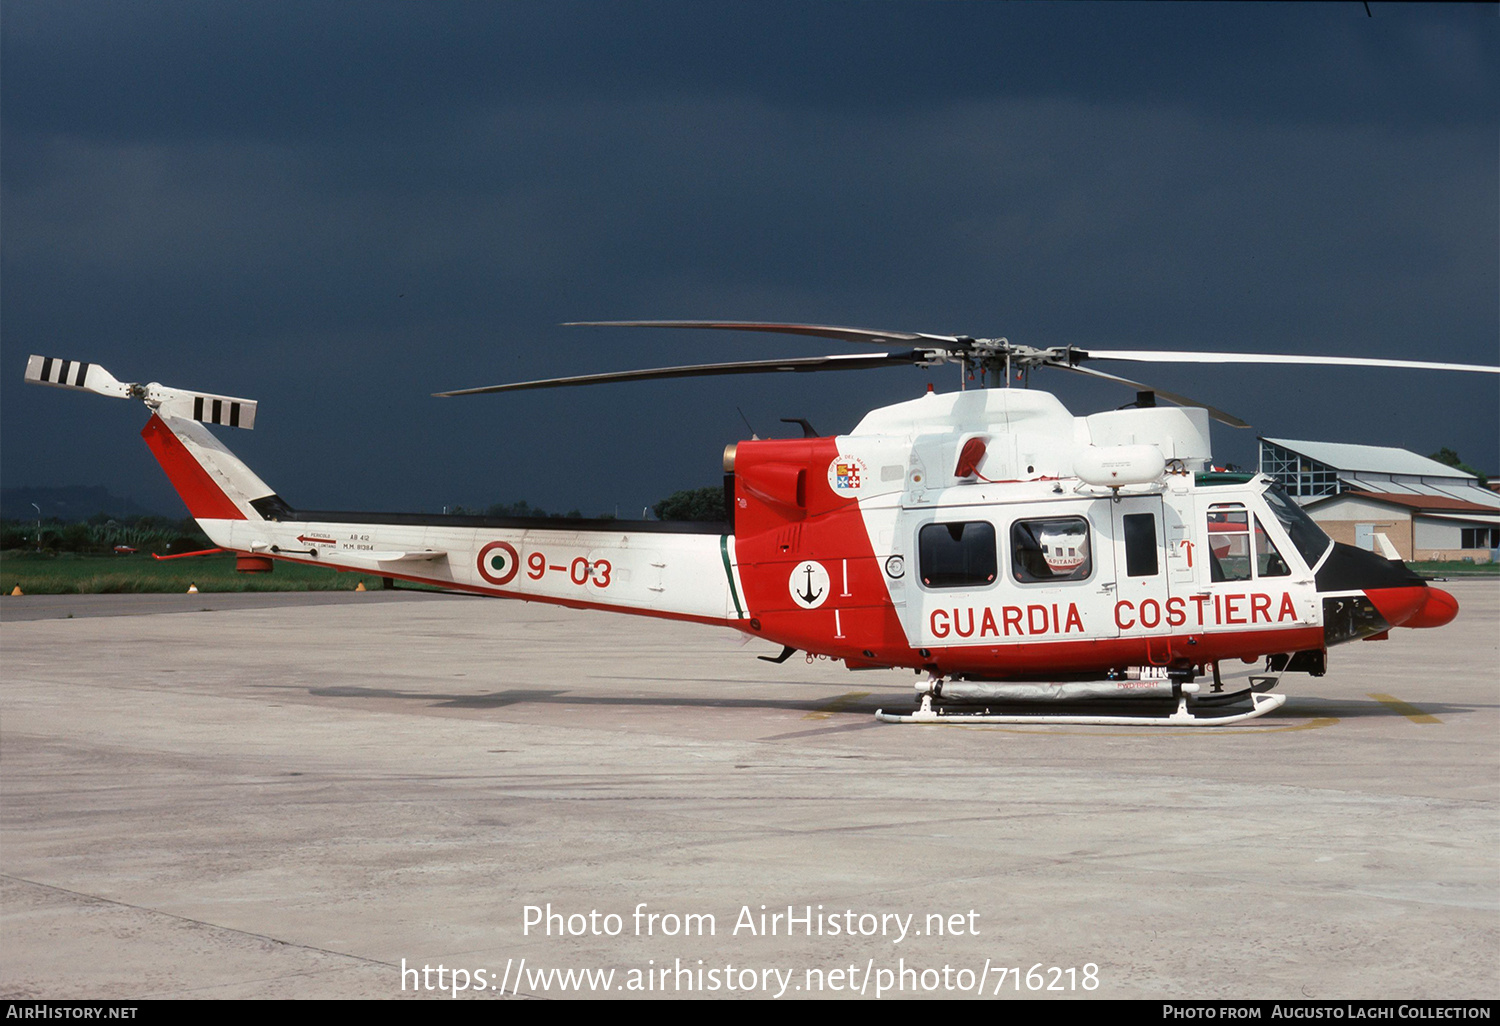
(24, 323), (1498, 726)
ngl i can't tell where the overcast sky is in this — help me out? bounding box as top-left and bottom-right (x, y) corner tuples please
(4, 1), (1496, 519)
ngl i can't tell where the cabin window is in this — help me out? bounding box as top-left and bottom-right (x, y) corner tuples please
(918, 521), (997, 589)
(1011, 516), (1092, 583)
(1123, 513), (1159, 578)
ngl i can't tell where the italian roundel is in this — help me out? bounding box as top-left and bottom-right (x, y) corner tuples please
(477, 541), (520, 585)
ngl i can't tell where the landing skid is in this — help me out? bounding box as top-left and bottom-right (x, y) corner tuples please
(876, 669), (1290, 726)
(876, 686), (1287, 727)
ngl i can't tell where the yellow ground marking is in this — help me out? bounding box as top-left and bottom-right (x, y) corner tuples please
(1368, 693), (1441, 724)
(804, 692), (872, 720)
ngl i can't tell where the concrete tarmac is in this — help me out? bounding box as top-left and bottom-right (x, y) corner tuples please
(1, 583), (1496, 1000)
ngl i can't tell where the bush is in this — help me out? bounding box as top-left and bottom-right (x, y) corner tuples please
(652, 487), (726, 522)
(0, 515), (211, 554)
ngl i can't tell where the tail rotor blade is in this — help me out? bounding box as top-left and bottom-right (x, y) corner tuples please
(25, 355), (258, 429)
(25, 355), (129, 398)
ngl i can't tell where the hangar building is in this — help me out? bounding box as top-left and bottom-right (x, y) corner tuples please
(1258, 438), (1500, 564)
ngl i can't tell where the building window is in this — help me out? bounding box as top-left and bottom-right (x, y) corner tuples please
(1260, 441), (1340, 498)
(919, 521), (997, 588)
(1461, 527), (1500, 549)
(1012, 517), (1092, 583)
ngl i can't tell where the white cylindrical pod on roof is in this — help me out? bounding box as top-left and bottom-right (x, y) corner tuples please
(1073, 444), (1166, 487)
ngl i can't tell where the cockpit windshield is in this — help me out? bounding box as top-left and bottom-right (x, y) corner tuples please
(1261, 483), (1333, 568)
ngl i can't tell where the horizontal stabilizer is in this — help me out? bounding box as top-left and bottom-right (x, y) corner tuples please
(25, 355), (258, 429)
(247, 539), (447, 563)
(363, 550), (447, 562)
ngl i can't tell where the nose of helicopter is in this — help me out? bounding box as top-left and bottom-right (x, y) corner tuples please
(1363, 586), (1426, 628)
(1395, 585), (1459, 629)
(1365, 584), (1458, 629)
(1316, 542), (1460, 644)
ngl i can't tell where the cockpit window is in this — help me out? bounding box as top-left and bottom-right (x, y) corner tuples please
(1262, 484), (1333, 568)
(1254, 518), (1291, 577)
(1207, 506), (1253, 582)
(1209, 503), (1295, 580)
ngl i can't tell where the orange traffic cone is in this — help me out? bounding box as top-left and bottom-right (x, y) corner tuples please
(10, 585), (21, 596)
(187, 583), (199, 594)
(355, 581), (366, 592)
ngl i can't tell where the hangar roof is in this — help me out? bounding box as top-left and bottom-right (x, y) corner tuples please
(1260, 438), (1475, 479)
(1321, 491), (1500, 514)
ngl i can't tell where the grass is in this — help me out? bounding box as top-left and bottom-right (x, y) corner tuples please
(1406, 560), (1500, 578)
(0, 550), (394, 594)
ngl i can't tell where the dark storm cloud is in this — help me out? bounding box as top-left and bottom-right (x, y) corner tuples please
(6, 1), (1494, 143)
(3, 2), (1495, 517)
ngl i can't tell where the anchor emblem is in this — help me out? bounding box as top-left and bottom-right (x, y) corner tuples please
(798, 564), (823, 604)
(788, 560), (830, 609)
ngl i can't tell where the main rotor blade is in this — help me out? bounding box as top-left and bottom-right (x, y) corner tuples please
(1060, 364), (1252, 429)
(434, 351), (927, 396)
(565, 320), (973, 350)
(1077, 350), (1500, 374)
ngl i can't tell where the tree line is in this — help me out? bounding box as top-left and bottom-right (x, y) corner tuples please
(1, 513), (211, 555)
(3, 487), (729, 553)
(450, 488), (726, 522)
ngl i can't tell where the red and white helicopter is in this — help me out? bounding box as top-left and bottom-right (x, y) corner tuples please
(25, 323), (1497, 726)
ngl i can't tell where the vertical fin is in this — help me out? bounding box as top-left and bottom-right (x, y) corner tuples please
(140, 415), (250, 520)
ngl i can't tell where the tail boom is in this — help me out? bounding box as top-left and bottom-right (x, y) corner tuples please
(220, 514), (745, 626)
(140, 412), (743, 624)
